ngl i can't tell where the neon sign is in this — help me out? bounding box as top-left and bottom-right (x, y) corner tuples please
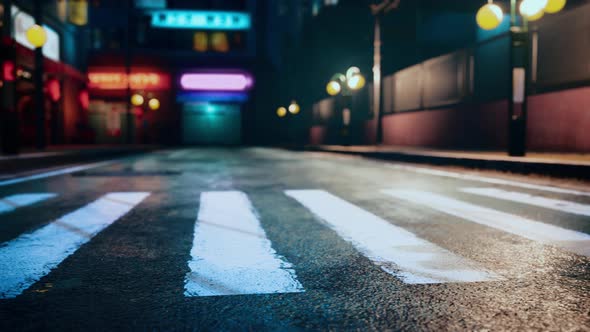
(88, 72), (170, 90)
(180, 72), (253, 92)
(151, 10), (251, 30)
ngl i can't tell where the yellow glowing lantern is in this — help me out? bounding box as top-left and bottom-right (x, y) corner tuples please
(544, 0), (566, 13)
(148, 98), (160, 111)
(288, 101), (300, 115)
(276, 107), (287, 118)
(520, 0), (548, 19)
(326, 81), (341, 96)
(131, 94), (144, 106)
(26, 24), (48, 48)
(476, 3), (504, 30)
(347, 74), (366, 90)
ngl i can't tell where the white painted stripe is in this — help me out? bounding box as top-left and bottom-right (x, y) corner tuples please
(387, 164), (590, 197)
(0, 192), (150, 299)
(383, 190), (590, 257)
(285, 190), (498, 284)
(461, 187), (590, 217)
(185, 191), (304, 297)
(0, 161), (112, 187)
(0, 193), (56, 214)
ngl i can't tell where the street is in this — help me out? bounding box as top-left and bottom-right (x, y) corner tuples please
(0, 148), (589, 331)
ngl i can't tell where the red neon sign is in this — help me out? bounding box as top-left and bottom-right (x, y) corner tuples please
(88, 72), (170, 90)
(2, 61), (16, 82)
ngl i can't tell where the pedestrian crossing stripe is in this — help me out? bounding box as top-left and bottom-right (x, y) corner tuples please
(0, 193), (56, 214)
(460, 187), (590, 217)
(383, 189), (590, 257)
(184, 191), (304, 297)
(285, 190), (499, 284)
(0, 192), (150, 299)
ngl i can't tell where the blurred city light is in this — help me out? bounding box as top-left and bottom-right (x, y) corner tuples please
(476, 3), (504, 30)
(180, 73), (254, 91)
(25, 24), (47, 48)
(288, 101), (301, 114)
(544, 0), (566, 13)
(131, 94), (144, 106)
(148, 98), (160, 111)
(326, 81), (341, 96)
(276, 106), (287, 118)
(347, 74), (366, 90)
(520, 0), (548, 18)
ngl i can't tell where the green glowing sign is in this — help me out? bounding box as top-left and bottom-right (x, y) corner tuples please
(151, 10), (251, 30)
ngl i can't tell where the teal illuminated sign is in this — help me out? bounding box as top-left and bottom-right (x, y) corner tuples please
(151, 10), (251, 30)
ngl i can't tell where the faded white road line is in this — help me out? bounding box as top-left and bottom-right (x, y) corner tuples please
(185, 191), (304, 297)
(285, 190), (498, 284)
(0, 161), (113, 187)
(0, 192), (150, 299)
(387, 164), (590, 197)
(461, 187), (590, 217)
(0, 193), (56, 214)
(384, 190), (590, 257)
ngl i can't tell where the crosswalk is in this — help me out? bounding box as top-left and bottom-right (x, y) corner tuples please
(0, 185), (589, 300)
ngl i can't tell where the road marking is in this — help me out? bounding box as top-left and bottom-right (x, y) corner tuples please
(0, 192), (150, 299)
(383, 190), (590, 257)
(387, 164), (590, 197)
(285, 190), (498, 284)
(461, 187), (590, 217)
(0, 193), (57, 214)
(0, 161), (113, 187)
(185, 191), (304, 297)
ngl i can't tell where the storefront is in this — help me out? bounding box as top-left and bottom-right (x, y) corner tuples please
(87, 68), (172, 144)
(6, 4), (88, 147)
(176, 70), (253, 145)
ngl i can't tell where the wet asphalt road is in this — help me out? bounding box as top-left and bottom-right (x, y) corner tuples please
(0, 148), (589, 331)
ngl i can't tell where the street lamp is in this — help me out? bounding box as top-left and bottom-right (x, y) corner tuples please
(326, 67), (366, 97)
(26, 4), (47, 150)
(326, 67), (366, 145)
(475, 0), (566, 156)
(148, 98), (160, 111)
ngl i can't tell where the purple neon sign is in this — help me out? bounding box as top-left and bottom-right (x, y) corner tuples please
(180, 72), (254, 91)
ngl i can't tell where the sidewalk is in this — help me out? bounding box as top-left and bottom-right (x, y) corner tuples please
(307, 145), (590, 180)
(0, 145), (158, 176)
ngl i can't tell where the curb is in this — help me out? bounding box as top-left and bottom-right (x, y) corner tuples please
(0, 147), (157, 175)
(306, 147), (590, 180)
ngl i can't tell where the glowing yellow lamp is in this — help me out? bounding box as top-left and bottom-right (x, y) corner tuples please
(347, 74), (366, 90)
(131, 94), (144, 106)
(527, 9), (545, 20)
(326, 81), (341, 96)
(148, 98), (160, 111)
(476, 3), (504, 30)
(26, 24), (48, 48)
(520, 0), (548, 18)
(276, 107), (287, 118)
(544, 0), (566, 13)
(288, 101), (300, 114)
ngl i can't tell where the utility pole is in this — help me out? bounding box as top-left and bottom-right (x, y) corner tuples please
(33, 0), (46, 150)
(370, 0), (399, 145)
(508, 0), (528, 156)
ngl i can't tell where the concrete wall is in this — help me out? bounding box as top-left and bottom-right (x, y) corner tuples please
(310, 86), (590, 152)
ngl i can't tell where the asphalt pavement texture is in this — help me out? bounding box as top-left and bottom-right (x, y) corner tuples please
(0, 148), (588, 331)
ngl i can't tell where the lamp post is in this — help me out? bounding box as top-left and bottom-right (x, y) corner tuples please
(476, 0), (566, 156)
(326, 67), (366, 145)
(29, 0), (48, 150)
